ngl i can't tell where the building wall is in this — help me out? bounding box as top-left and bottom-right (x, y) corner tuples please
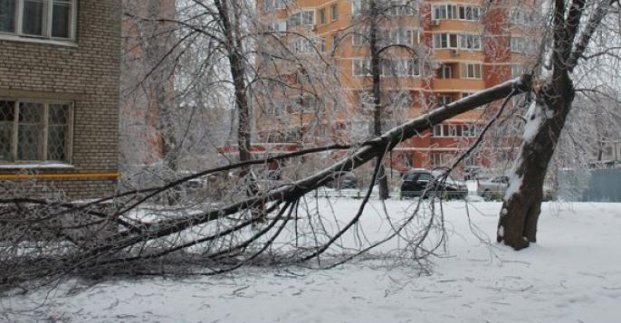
(255, 0), (538, 171)
(0, 0), (122, 200)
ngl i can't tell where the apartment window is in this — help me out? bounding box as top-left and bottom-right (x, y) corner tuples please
(288, 10), (314, 29)
(353, 58), (371, 76)
(510, 8), (534, 26)
(511, 64), (526, 77)
(331, 4), (338, 21)
(437, 64), (453, 79)
(0, 0), (76, 41)
(432, 123), (478, 137)
(352, 0), (368, 17)
(331, 33), (339, 50)
(510, 36), (534, 54)
(381, 59), (420, 77)
(0, 99), (73, 163)
(460, 34), (481, 50)
(319, 8), (326, 24)
(434, 33), (481, 50)
(263, 0), (285, 12)
(352, 29), (366, 46)
(385, 0), (416, 16)
(433, 33), (459, 49)
(291, 37), (315, 54)
(270, 20), (287, 33)
(432, 4), (480, 21)
(430, 152), (452, 167)
(319, 37), (327, 52)
(461, 63), (483, 79)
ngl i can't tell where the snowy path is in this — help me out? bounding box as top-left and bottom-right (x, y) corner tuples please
(2, 201), (621, 322)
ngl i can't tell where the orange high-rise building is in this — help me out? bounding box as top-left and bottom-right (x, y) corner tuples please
(254, 0), (538, 171)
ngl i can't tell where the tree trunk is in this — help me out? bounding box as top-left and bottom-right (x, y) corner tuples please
(369, 0), (389, 200)
(497, 72), (575, 250)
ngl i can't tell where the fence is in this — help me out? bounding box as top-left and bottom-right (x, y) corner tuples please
(558, 168), (621, 202)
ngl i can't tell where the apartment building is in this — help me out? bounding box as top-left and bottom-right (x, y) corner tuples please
(255, 0), (538, 170)
(0, 0), (122, 199)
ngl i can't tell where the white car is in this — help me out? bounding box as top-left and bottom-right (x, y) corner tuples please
(477, 176), (509, 201)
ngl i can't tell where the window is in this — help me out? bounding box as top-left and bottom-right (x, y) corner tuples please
(353, 28), (418, 47)
(352, 0), (368, 17)
(382, 59), (420, 77)
(433, 33), (481, 50)
(352, 29), (366, 46)
(331, 4), (338, 21)
(433, 33), (459, 49)
(432, 4), (480, 21)
(263, 0), (285, 12)
(331, 33), (339, 50)
(430, 153), (452, 167)
(291, 37), (315, 54)
(385, 0), (416, 16)
(432, 123), (478, 137)
(460, 34), (481, 50)
(511, 64), (526, 77)
(270, 20), (287, 33)
(437, 64), (454, 79)
(0, 99), (72, 163)
(353, 58), (371, 76)
(287, 10), (314, 29)
(319, 8), (326, 24)
(353, 58), (420, 77)
(0, 0), (76, 41)
(510, 36), (535, 54)
(461, 63), (483, 79)
(510, 8), (534, 26)
(319, 37), (327, 52)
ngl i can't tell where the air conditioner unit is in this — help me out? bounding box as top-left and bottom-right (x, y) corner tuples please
(430, 20), (440, 26)
(450, 49), (459, 57)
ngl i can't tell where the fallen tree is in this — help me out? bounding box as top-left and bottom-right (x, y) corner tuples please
(0, 76), (531, 291)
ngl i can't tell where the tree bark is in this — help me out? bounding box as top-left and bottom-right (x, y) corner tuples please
(497, 73), (575, 250)
(369, 0), (390, 200)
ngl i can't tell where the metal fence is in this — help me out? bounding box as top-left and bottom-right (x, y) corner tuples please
(559, 168), (621, 202)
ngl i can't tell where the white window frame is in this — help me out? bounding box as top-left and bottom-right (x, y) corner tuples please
(432, 4), (480, 21)
(0, 98), (74, 164)
(353, 58), (372, 77)
(432, 123), (478, 137)
(0, 0), (77, 44)
(460, 63), (483, 79)
(433, 33), (481, 50)
(270, 20), (287, 33)
(287, 10), (315, 29)
(263, 0), (285, 12)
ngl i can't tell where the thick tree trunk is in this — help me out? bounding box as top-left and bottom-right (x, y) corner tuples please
(497, 73), (574, 250)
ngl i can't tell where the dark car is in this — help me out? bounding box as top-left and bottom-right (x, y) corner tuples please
(400, 169), (468, 199)
(326, 171), (358, 189)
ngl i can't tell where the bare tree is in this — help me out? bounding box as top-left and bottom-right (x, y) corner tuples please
(497, 0), (618, 250)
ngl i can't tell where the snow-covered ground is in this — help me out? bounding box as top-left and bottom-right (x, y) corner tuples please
(3, 200), (621, 322)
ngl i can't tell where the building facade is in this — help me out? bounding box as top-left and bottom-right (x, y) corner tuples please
(255, 0), (538, 171)
(0, 0), (122, 200)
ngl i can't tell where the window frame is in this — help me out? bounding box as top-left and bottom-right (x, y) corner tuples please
(432, 3), (480, 21)
(0, 98), (74, 165)
(0, 0), (78, 44)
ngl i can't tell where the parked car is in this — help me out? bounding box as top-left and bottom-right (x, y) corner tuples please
(326, 171), (358, 189)
(477, 176), (509, 201)
(477, 175), (556, 201)
(400, 169), (468, 199)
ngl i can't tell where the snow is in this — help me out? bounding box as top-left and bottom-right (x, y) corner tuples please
(3, 200), (621, 322)
(522, 101), (544, 143)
